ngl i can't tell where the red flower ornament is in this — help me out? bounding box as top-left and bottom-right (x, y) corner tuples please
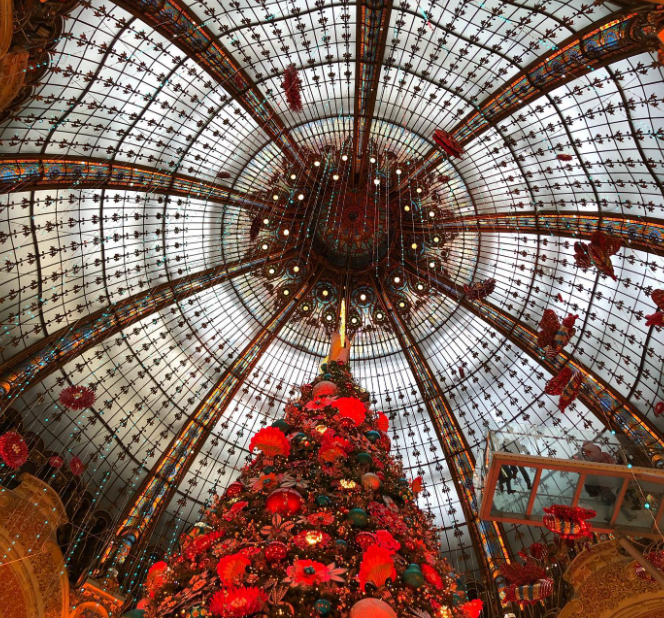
(332, 397), (366, 426)
(249, 427), (290, 458)
(69, 456), (85, 476)
(59, 385), (96, 410)
(208, 586), (267, 617)
(0, 432), (28, 469)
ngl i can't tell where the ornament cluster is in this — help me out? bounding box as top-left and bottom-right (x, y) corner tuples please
(139, 361), (482, 618)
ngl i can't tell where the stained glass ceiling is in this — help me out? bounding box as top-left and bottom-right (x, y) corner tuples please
(0, 0), (663, 592)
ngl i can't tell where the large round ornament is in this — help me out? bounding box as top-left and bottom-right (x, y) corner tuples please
(361, 472), (381, 490)
(316, 494), (332, 506)
(266, 488), (304, 516)
(356, 452), (373, 465)
(403, 564), (425, 588)
(312, 381), (338, 398)
(348, 508), (369, 527)
(355, 532), (375, 550)
(265, 541), (289, 563)
(365, 430), (380, 443)
(272, 419), (291, 433)
(315, 599), (332, 616)
(350, 599), (398, 618)
(225, 482), (244, 498)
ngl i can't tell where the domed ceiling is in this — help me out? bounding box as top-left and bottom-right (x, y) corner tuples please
(0, 0), (663, 591)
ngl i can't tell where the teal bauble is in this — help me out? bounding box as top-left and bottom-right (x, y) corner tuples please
(263, 466), (275, 474)
(323, 373), (332, 380)
(396, 485), (415, 503)
(398, 477), (409, 486)
(315, 599), (332, 616)
(348, 508), (369, 527)
(403, 564), (425, 588)
(365, 430), (381, 443)
(356, 452), (373, 465)
(316, 494), (332, 506)
(121, 612), (146, 618)
(294, 432), (307, 442)
(272, 419), (291, 433)
(335, 539), (348, 551)
(321, 363), (328, 372)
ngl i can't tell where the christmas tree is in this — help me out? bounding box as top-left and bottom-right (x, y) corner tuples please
(140, 334), (483, 618)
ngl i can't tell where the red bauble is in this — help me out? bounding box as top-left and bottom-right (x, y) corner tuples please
(225, 482), (244, 498)
(59, 385), (96, 410)
(0, 431), (28, 469)
(655, 402), (664, 417)
(49, 455), (64, 468)
(264, 541), (288, 563)
(355, 532), (376, 550)
(69, 456), (85, 476)
(265, 488), (303, 516)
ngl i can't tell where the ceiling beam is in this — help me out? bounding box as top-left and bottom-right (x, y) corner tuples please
(0, 249), (298, 414)
(94, 264), (323, 586)
(402, 260), (664, 462)
(0, 155), (272, 210)
(109, 0), (304, 166)
(396, 9), (664, 187)
(412, 211), (664, 255)
(373, 275), (510, 599)
(352, 0), (394, 180)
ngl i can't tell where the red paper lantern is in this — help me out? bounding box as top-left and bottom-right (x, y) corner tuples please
(59, 385), (96, 410)
(0, 431), (28, 469)
(265, 488), (303, 516)
(264, 541), (288, 563)
(69, 456), (85, 476)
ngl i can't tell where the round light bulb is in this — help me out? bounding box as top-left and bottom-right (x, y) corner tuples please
(263, 218), (270, 225)
(417, 283), (424, 290)
(322, 290), (329, 297)
(297, 193), (305, 201)
(429, 211), (436, 217)
(326, 314), (332, 321)
(341, 155), (348, 161)
(376, 312), (383, 319)
(302, 304), (309, 311)
(433, 236), (440, 243)
(360, 294), (367, 301)
(290, 173), (297, 180)
(351, 317), (358, 324)
(370, 157), (376, 163)
(293, 266), (300, 272)
(394, 276), (401, 283)
(429, 261), (436, 268)
(404, 206), (410, 212)
(268, 268), (275, 275)
(396, 169), (402, 175)
(283, 229), (289, 236)
(262, 244), (268, 250)
(333, 174), (340, 180)
(273, 194), (279, 201)
(314, 161), (321, 167)
(373, 178), (380, 185)
(416, 187), (423, 194)
(411, 243), (418, 250)
(283, 289), (290, 296)
(399, 301), (405, 308)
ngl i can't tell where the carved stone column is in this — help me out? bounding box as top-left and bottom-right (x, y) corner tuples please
(559, 539), (664, 618)
(0, 473), (69, 618)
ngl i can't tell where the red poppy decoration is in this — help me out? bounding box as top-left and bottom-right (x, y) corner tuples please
(59, 385), (96, 411)
(0, 431), (28, 469)
(461, 599), (484, 618)
(249, 427), (291, 458)
(358, 544), (396, 591)
(282, 64), (303, 113)
(216, 552), (250, 586)
(48, 454), (64, 468)
(432, 129), (464, 159)
(69, 456), (85, 476)
(543, 504), (596, 540)
(208, 586), (267, 617)
(331, 397), (366, 426)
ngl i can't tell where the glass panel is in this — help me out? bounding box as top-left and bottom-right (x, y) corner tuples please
(491, 464), (538, 516)
(531, 470), (580, 517)
(577, 475), (626, 524)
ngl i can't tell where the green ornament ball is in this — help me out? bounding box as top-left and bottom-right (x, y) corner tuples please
(316, 494), (332, 506)
(403, 564), (425, 588)
(365, 430), (381, 443)
(348, 508), (369, 527)
(356, 452), (373, 465)
(397, 485), (415, 502)
(272, 419), (291, 433)
(263, 466), (275, 474)
(121, 612), (145, 618)
(335, 539), (348, 550)
(323, 373), (332, 380)
(398, 477), (409, 486)
(315, 599), (332, 616)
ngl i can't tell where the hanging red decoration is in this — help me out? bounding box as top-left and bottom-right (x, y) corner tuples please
(542, 504), (596, 540)
(556, 153), (573, 161)
(432, 129), (464, 158)
(0, 431), (28, 469)
(249, 427), (291, 458)
(544, 367), (573, 396)
(59, 385), (96, 410)
(331, 397), (366, 426)
(655, 402), (664, 417)
(573, 231), (621, 280)
(375, 412), (389, 432)
(69, 456), (85, 475)
(646, 289), (664, 327)
(507, 578), (554, 606)
(282, 64), (303, 113)
(265, 488), (303, 516)
(558, 371), (584, 412)
(463, 278), (496, 300)
(634, 550), (664, 580)
(49, 454), (64, 468)
(537, 309), (578, 357)
(216, 171), (231, 180)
